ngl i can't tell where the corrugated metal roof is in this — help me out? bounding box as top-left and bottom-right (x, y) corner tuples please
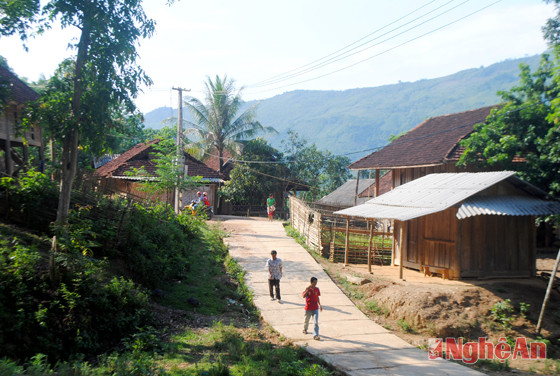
(457, 196), (560, 219)
(334, 171), (560, 221)
(315, 179), (375, 208)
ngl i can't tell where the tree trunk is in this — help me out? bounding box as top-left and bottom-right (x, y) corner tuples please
(55, 128), (79, 224)
(218, 148), (224, 173)
(53, 15), (90, 226)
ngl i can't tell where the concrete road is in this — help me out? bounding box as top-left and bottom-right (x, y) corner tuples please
(219, 215), (484, 376)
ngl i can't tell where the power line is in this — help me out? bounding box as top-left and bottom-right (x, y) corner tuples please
(248, 0), (441, 87)
(246, 0), (502, 95)
(190, 102), (543, 190)
(249, 0), (464, 88)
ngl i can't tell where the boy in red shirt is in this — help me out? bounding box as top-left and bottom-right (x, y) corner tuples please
(302, 277), (322, 340)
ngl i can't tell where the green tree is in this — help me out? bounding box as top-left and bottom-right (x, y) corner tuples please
(184, 74), (275, 173)
(219, 138), (286, 205)
(459, 58), (560, 201)
(0, 0), (40, 41)
(283, 130), (352, 201)
(543, 0), (560, 46)
(6, 1), (156, 226)
(459, 55), (557, 180)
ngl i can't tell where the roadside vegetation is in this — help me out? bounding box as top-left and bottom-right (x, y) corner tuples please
(0, 171), (342, 375)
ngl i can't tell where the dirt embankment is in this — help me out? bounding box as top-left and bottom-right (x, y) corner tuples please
(318, 254), (560, 374)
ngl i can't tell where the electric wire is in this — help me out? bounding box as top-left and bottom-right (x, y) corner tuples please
(245, 0), (502, 95)
(248, 0), (441, 87)
(249, 0), (465, 88)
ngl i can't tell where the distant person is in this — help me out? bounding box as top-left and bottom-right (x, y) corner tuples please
(266, 250), (282, 302)
(195, 191), (203, 207)
(267, 193), (276, 221)
(202, 192), (210, 207)
(302, 276), (322, 340)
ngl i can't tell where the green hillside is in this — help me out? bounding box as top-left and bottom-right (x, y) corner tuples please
(143, 54), (541, 161)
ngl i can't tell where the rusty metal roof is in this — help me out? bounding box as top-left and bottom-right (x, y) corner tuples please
(334, 172), (560, 221)
(315, 179), (375, 208)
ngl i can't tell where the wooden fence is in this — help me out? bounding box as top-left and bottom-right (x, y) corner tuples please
(289, 196), (393, 266)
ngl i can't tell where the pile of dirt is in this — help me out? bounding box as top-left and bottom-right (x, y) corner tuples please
(360, 279), (560, 340)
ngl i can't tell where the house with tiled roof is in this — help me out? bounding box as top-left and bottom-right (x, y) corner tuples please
(349, 105), (503, 190)
(95, 139), (225, 207)
(0, 65), (43, 176)
(203, 148), (234, 179)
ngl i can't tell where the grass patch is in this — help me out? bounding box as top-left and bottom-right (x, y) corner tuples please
(364, 299), (389, 316)
(0, 221), (342, 375)
(156, 224), (251, 316)
(396, 319), (414, 334)
(160, 321), (335, 375)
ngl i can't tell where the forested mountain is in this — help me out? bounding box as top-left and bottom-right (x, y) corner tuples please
(143, 54), (541, 161)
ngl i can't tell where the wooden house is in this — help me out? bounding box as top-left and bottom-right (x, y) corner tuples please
(335, 172), (560, 279)
(348, 105), (504, 191)
(95, 140), (225, 207)
(0, 65), (42, 176)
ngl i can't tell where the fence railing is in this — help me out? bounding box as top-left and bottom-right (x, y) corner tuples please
(289, 196), (393, 266)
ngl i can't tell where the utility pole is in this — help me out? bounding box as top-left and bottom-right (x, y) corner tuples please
(172, 87), (190, 213)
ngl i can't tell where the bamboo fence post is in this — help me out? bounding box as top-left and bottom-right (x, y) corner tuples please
(536, 248), (560, 334)
(344, 217), (350, 266)
(368, 218), (374, 273)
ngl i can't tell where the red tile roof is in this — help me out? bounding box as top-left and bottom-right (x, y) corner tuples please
(0, 65), (39, 103)
(203, 149), (234, 178)
(358, 170), (393, 197)
(95, 139), (225, 180)
(95, 140), (159, 178)
(183, 152), (225, 180)
(349, 105), (500, 170)
(204, 149), (232, 171)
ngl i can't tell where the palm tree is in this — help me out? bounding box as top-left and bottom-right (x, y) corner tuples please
(184, 75), (275, 173)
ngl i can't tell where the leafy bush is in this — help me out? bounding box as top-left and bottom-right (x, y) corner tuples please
(117, 203), (199, 287)
(0, 170), (58, 231)
(0, 238), (154, 362)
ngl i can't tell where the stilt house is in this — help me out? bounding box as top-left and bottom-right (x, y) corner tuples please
(0, 66), (42, 176)
(348, 105), (504, 191)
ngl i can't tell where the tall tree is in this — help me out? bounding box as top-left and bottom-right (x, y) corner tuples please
(0, 0), (40, 41)
(2, 1), (155, 226)
(459, 55), (559, 196)
(184, 74), (275, 173)
(543, 0), (560, 46)
(34, 59), (146, 169)
(459, 1), (560, 201)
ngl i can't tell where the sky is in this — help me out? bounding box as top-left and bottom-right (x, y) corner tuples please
(0, 0), (555, 114)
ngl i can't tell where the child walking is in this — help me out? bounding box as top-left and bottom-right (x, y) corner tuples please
(302, 276), (322, 340)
